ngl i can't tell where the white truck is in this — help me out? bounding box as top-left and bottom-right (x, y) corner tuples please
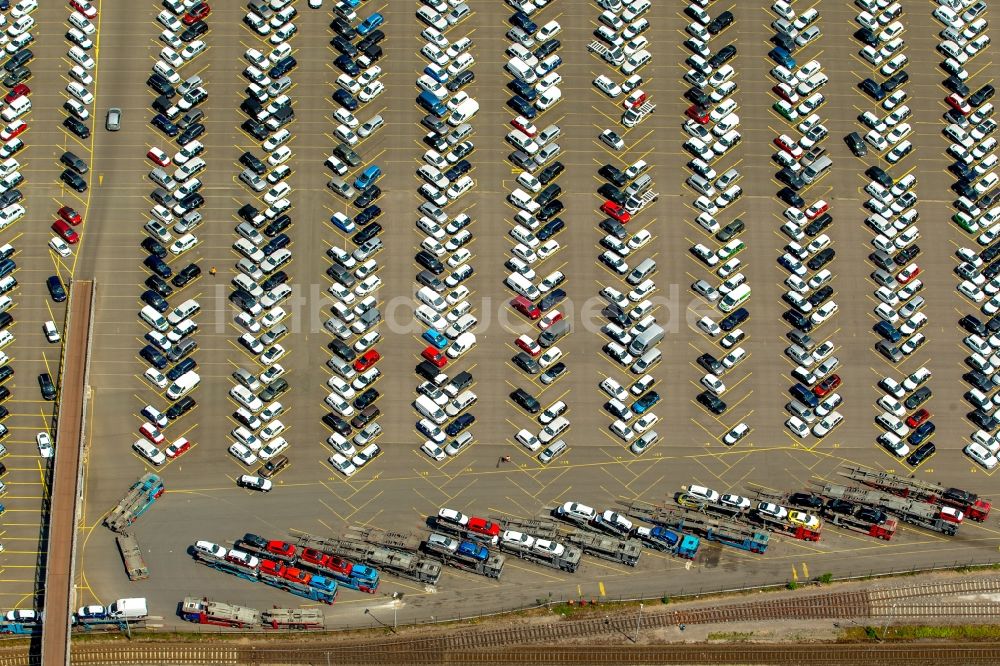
(107, 597), (148, 620)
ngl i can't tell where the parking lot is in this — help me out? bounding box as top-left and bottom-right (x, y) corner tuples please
(1, 0), (990, 627)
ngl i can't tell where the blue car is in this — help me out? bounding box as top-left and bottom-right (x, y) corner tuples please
(354, 165), (382, 190)
(908, 421), (936, 446)
(767, 46), (795, 68)
(331, 212), (355, 232)
(357, 12), (384, 36)
(632, 390), (660, 415)
(332, 89), (358, 111)
(424, 64), (449, 83)
(457, 540), (489, 561)
(140, 344), (168, 369)
(509, 11), (537, 33)
(47, 275), (67, 303)
(151, 113), (179, 137)
(166, 358), (197, 381)
(873, 320), (902, 343)
(334, 54), (359, 76)
(422, 329), (449, 349)
(507, 95), (536, 118)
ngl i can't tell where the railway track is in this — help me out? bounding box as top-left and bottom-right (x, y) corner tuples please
(0, 642), (992, 665)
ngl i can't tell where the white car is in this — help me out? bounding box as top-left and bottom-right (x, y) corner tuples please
(36, 432), (53, 458)
(43, 320), (60, 343)
(329, 453), (357, 476)
(686, 485), (720, 503)
(49, 236), (72, 257)
(229, 442), (258, 466)
(421, 440), (447, 461)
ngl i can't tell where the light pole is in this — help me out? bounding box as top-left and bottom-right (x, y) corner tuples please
(881, 603), (896, 640)
(633, 603), (643, 643)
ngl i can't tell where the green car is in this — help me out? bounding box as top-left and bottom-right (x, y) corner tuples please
(772, 100), (798, 121)
(953, 212), (978, 233)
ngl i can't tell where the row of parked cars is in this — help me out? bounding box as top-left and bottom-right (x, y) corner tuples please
(586, 0), (660, 456)
(682, 2), (751, 443)
(856, 0), (933, 467)
(320, 3), (389, 478)
(502, 0), (574, 464)
(761, 1), (846, 442)
(932, 0), (1000, 470)
(133, 0), (216, 469)
(410, 2), (482, 463)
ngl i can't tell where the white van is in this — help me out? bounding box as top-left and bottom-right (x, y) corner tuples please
(508, 188), (540, 212)
(719, 284), (751, 313)
(417, 286), (446, 311)
(166, 370), (200, 400)
(140, 305), (169, 332)
(448, 98), (479, 126)
(414, 394), (447, 424)
(1, 97), (30, 122)
(535, 86), (562, 110)
(505, 272), (539, 299)
(506, 56), (536, 83)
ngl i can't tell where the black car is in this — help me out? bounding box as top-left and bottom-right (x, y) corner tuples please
(147, 73), (175, 96)
(854, 27), (878, 46)
(360, 44), (383, 65)
(708, 44), (736, 69)
(708, 10), (734, 35)
(944, 109), (970, 129)
(597, 183), (625, 205)
(334, 54), (360, 76)
(510, 388), (540, 413)
(865, 165), (893, 189)
(446, 70), (474, 92)
(944, 75), (970, 97)
(855, 506), (887, 525)
(265, 214), (292, 237)
(538, 288), (566, 312)
(38, 372), (56, 401)
(716, 218), (745, 242)
(777, 187), (804, 208)
(537, 200), (563, 221)
(844, 131), (867, 157)
(352, 223), (382, 246)
(697, 353), (723, 374)
(357, 29), (385, 52)
(144, 276), (172, 300)
(537, 218), (564, 241)
(697, 390), (727, 414)
(445, 413), (475, 437)
(771, 32), (795, 51)
(141, 238), (167, 259)
(598, 164), (626, 186)
(906, 442), (936, 466)
(329, 339), (356, 362)
(808, 285), (834, 307)
(238, 203), (260, 223)
(260, 271), (288, 292)
(777, 167), (804, 190)
(330, 17), (356, 39)
(826, 499), (855, 515)
(509, 77), (537, 101)
(2, 66), (29, 88)
(807, 248), (835, 270)
(508, 95), (536, 120)
(893, 245), (920, 266)
(0, 189), (21, 207)
(140, 289), (169, 313)
(63, 116), (90, 139)
(179, 19), (208, 42)
(172, 263), (201, 287)
(176, 123), (205, 145)
(353, 388), (379, 410)
(241, 118), (268, 140)
(788, 493), (823, 509)
(323, 412), (352, 436)
(261, 233), (290, 255)
(684, 86), (710, 106)
(333, 89), (359, 111)
(602, 303), (629, 327)
(882, 70), (909, 93)
(166, 358), (197, 382)
(415, 249), (444, 274)
(331, 35), (358, 56)
(970, 84), (996, 107)
(512, 351), (540, 374)
(859, 78), (885, 101)
(804, 213), (832, 237)
(415, 360), (444, 382)
(720, 307), (748, 331)
(354, 205), (382, 226)
(165, 396), (195, 420)
(444, 159), (472, 181)
(538, 161), (564, 185)
(60, 169), (86, 192)
(960, 315), (987, 335)
(783, 309), (812, 332)
(599, 217), (627, 239)
(354, 185), (382, 208)
(239, 151), (266, 175)
(46, 275), (67, 302)
(260, 378), (290, 403)
(969, 409), (1000, 430)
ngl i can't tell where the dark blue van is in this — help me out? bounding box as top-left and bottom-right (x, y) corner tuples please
(416, 91), (447, 117)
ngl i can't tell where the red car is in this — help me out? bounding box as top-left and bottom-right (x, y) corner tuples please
(70, 0), (98, 19)
(58, 206), (82, 226)
(282, 567), (311, 585)
(147, 147), (171, 167)
(182, 3), (210, 24)
(685, 104), (710, 124)
(4, 85), (28, 105)
(773, 134), (803, 158)
(812, 374), (841, 398)
(468, 516), (500, 538)
(946, 93), (972, 115)
(260, 559), (285, 577)
(906, 409), (931, 428)
(139, 422), (165, 445)
(771, 83), (797, 103)
(510, 296), (541, 320)
(300, 548), (331, 568)
(623, 89), (647, 108)
(266, 540), (295, 558)
(804, 200), (829, 219)
(510, 115), (537, 136)
(897, 263), (920, 284)
(326, 556), (352, 575)
(421, 346), (447, 368)
(52, 219), (79, 244)
(515, 334), (541, 356)
(601, 200), (631, 223)
(354, 349), (380, 371)
(0, 120), (26, 141)
(164, 437), (191, 458)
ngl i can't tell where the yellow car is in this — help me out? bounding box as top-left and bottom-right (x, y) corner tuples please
(788, 511), (820, 530)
